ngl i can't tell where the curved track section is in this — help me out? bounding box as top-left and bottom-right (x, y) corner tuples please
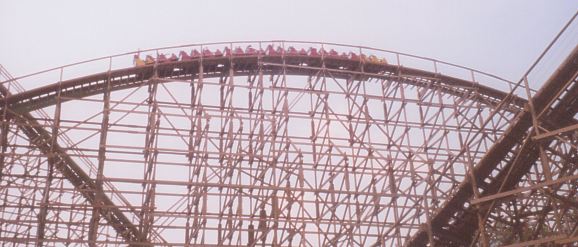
(0, 41), (532, 246)
(407, 45), (578, 246)
(8, 52), (525, 112)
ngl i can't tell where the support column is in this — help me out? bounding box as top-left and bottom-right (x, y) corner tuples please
(140, 68), (160, 243)
(0, 82), (9, 181)
(36, 69), (63, 246)
(88, 70), (112, 246)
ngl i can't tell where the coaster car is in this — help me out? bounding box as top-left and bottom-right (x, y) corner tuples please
(328, 49), (339, 57)
(180, 51), (192, 61)
(191, 49), (201, 59)
(265, 45), (281, 56)
(286, 46), (298, 55)
(214, 49), (223, 57)
(245, 45), (258, 55)
(233, 47), (245, 56)
(202, 49), (214, 57)
(145, 55), (155, 65)
(157, 54), (168, 63)
(349, 52), (360, 61)
(133, 55), (146, 66)
(368, 55), (380, 64)
(309, 48), (320, 56)
(169, 54), (178, 62)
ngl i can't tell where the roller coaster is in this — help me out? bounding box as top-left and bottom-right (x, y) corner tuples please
(0, 17), (577, 247)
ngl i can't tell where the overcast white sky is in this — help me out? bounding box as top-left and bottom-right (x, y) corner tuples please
(1, 0), (577, 83)
(0, 2), (576, 245)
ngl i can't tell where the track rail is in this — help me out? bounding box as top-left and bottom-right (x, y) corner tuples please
(4, 55), (525, 113)
(406, 44), (578, 246)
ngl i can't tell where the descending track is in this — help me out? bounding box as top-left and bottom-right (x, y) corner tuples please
(406, 45), (578, 246)
(0, 40), (576, 246)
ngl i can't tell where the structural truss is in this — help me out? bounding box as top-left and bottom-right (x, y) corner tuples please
(0, 39), (577, 246)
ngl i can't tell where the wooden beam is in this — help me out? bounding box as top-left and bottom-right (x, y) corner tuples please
(470, 174), (578, 205)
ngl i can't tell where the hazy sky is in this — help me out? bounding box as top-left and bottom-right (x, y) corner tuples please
(1, 0), (577, 83)
(0, 2), (576, 245)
